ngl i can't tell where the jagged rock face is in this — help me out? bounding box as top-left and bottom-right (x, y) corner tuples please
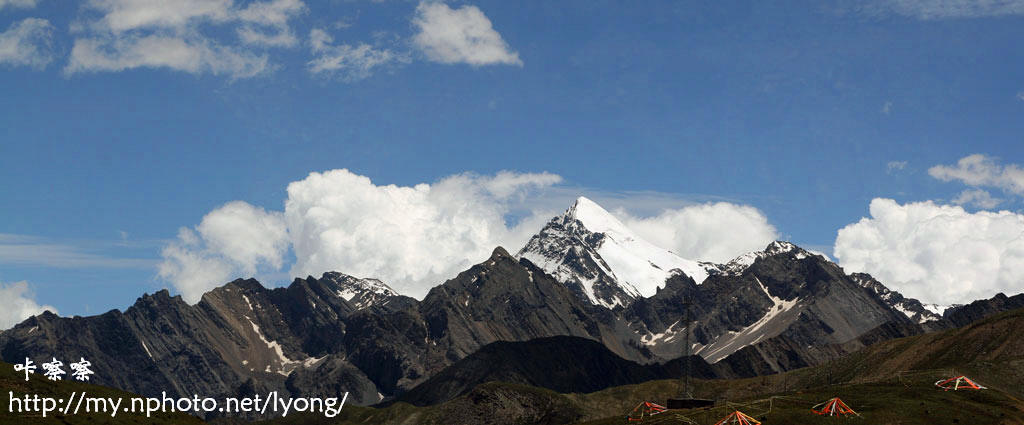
(1, 238), (1018, 406)
(517, 196), (720, 309)
(624, 241), (916, 374)
(422, 247), (615, 358)
(0, 249), (645, 406)
(941, 292), (1024, 328)
(339, 247), (649, 395)
(850, 272), (944, 326)
(0, 274), (394, 407)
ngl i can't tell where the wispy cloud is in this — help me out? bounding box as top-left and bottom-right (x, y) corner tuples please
(929, 154), (1024, 197)
(306, 28), (409, 81)
(0, 0), (38, 10)
(0, 234), (157, 269)
(862, 0), (1024, 19)
(0, 18), (55, 69)
(236, 0), (306, 48)
(65, 0), (305, 78)
(952, 188), (1003, 209)
(66, 35), (271, 78)
(886, 160), (907, 174)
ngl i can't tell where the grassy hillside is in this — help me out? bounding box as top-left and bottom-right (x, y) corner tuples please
(573, 306), (1024, 423)
(255, 372), (1024, 425)
(259, 307), (1024, 424)
(7, 308), (1023, 424)
(575, 376), (1024, 424)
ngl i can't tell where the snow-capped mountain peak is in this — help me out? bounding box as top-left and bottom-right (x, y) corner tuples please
(517, 197), (719, 308)
(719, 240), (815, 276)
(564, 196), (633, 237)
(321, 272), (398, 310)
(765, 240), (798, 255)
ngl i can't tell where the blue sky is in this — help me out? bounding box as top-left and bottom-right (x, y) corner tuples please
(2, 0), (1024, 321)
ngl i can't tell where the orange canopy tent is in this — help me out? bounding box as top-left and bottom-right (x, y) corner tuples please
(812, 397), (860, 417)
(713, 410), (761, 425)
(935, 375), (986, 391)
(627, 401), (667, 421)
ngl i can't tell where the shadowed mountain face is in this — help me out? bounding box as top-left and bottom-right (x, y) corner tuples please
(0, 275), (390, 406)
(7, 308), (1024, 425)
(513, 199), (975, 373)
(256, 308), (1024, 425)
(621, 241), (921, 374)
(395, 335), (723, 407)
(0, 241), (958, 406)
(940, 292), (1024, 328)
(338, 247), (646, 396)
(0, 248), (646, 404)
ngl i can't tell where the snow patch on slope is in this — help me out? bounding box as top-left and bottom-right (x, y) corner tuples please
(640, 320), (683, 346)
(696, 276), (801, 363)
(140, 340), (154, 360)
(923, 303), (951, 316)
(249, 319), (297, 376)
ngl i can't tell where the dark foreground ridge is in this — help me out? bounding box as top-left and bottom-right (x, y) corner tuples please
(394, 335), (722, 407)
(259, 306), (1024, 425)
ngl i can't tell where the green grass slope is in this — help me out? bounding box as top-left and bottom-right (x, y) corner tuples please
(259, 308), (1024, 424)
(8, 307), (1021, 424)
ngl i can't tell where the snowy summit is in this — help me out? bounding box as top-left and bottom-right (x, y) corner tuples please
(517, 197), (719, 308)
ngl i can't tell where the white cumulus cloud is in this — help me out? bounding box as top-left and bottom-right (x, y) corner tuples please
(283, 170), (558, 296)
(158, 201), (288, 303)
(412, 1), (522, 66)
(619, 202), (780, 263)
(158, 170), (562, 301)
(0, 18), (54, 69)
(834, 198), (1024, 305)
(929, 154), (1024, 197)
(0, 281), (57, 330)
(158, 169), (787, 302)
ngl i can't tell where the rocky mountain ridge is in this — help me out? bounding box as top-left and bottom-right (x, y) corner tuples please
(0, 197), (1011, 409)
